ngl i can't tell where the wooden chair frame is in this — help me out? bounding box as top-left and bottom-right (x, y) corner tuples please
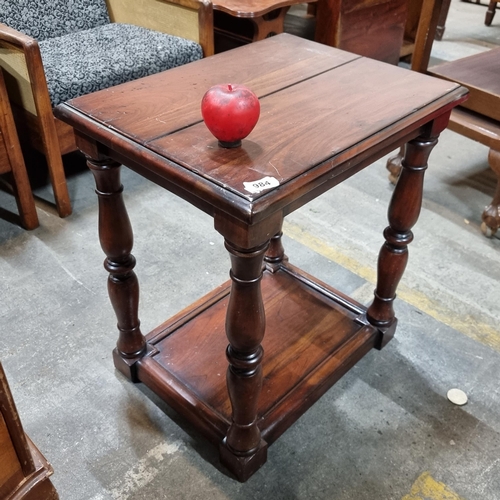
(0, 362), (58, 499)
(403, 0), (444, 73)
(0, 68), (39, 229)
(0, 0), (214, 218)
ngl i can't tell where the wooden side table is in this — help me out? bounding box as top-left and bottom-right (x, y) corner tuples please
(213, 0), (313, 45)
(55, 34), (466, 481)
(0, 362), (58, 499)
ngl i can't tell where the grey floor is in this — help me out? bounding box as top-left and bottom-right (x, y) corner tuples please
(1, 1), (500, 499)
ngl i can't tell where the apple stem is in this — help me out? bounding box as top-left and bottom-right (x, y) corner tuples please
(228, 84), (233, 92)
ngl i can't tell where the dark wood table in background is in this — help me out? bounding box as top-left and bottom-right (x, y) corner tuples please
(55, 34), (466, 482)
(213, 0), (313, 43)
(429, 47), (500, 237)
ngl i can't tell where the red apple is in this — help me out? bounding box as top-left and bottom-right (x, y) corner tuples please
(201, 83), (260, 148)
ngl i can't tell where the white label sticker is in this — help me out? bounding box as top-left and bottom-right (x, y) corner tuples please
(243, 176), (280, 194)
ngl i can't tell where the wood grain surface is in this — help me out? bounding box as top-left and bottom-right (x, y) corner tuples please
(56, 35), (466, 226)
(150, 57), (460, 200)
(429, 47), (500, 121)
(63, 35), (358, 143)
(212, 0), (313, 17)
(54, 34), (469, 482)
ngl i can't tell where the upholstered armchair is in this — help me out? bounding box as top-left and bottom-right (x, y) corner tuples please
(0, 0), (214, 217)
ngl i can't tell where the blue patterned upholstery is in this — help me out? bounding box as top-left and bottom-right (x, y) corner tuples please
(39, 24), (202, 107)
(0, 0), (110, 41)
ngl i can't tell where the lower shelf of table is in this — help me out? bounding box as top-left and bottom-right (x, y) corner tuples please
(135, 262), (381, 447)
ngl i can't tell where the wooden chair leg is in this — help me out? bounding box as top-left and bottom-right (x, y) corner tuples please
(45, 149), (72, 218)
(435, 0), (452, 40)
(481, 148), (500, 237)
(9, 163), (39, 230)
(386, 146), (404, 184)
(39, 118), (72, 218)
(485, 0), (497, 25)
(0, 97), (39, 229)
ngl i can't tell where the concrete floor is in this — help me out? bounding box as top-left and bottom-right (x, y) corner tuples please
(1, 1), (500, 499)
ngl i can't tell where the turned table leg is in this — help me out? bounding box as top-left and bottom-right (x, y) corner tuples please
(481, 148), (500, 237)
(368, 134), (439, 348)
(87, 157), (146, 381)
(264, 220), (288, 272)
(219, 239), (269, 481)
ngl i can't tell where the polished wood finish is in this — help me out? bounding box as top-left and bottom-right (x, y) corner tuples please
(220, 239), (269, 480)
(368, 132), (440, 345)
(213, 0), (313, 45)
(0, 0), (213, 218)
(55, 34), (466, 481)
(280, 0), (442, 67)
(0, 26), (72, 218)
(401, 0), (443, 72)
(0, 69), (38, 229)
(86, 157), (147, 380)
(429, 48), (500, 121)
(215, 0), (306, 16)
(314, 0), (407, 64)
(0, 362), (58, 500)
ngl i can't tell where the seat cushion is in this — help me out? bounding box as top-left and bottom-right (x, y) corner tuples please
(0, 0), (110, 41)
(39, 23), (203, 107)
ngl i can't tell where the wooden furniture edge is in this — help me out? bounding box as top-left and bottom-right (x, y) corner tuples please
(448, 107), (500, 148)
(0, 24), (72, 217)
(197, 0), (215, 56)
(135, 262), (377, 448)
(0, 71), (39, 229)
(9, 436), (58, 500)
(0, 363), (35, 476)
(428, 63), (500, 122)
(411, 0), (444, 73)
(213, 0), (316, 18)
(55, 85), (467, 227)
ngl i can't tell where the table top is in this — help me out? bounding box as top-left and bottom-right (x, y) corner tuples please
(429, 47), (500, 122)
(212, 0), (312, 17)
(55, 34), (467, 225)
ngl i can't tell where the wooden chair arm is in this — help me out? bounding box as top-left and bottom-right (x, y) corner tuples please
(0, 23), (53, 117)
(0, 22), (38, 48)
(106, 0), (214, 56)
